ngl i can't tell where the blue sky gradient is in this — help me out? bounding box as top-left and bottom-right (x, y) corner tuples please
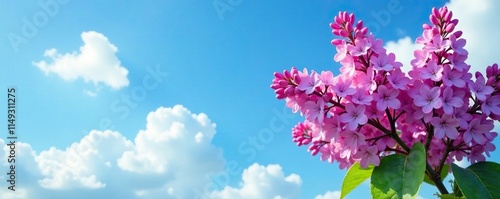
(1, 0), (500, 198)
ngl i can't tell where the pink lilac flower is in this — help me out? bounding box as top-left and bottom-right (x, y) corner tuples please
(348, 38), (371, 56)
(303, 98), (325, 124)
(271, 7), (499, 171)
(442, 65), (466, 87)
(448, 53), (468, 72)
(350, 88), (373, 105)
(449, 34), (468, 55)
(468, 74), (494, 101)
(297, 71), (321, 94)
(342, 130), (366, 152)
(453, 106), (473, 129)
(339, 55), (356, 76)
(373, 85), (401, 111)
(441, 86), (464, 115)
(482, 95), (500, 115)
(320, 71), (335, 87)
(367, 34), (385, 54)
(340, 103), (368, 130)
(430, 114), (459, 139)
(424, 34), (450, 52)
(420, 60), (444, 81)
(387, 69), (410, 90)
(416, 28), (434, 45)
(334, 40), (348, 62)
(354, 145), (380, 168)
(414, 85), (442, 113)
(463, 118), (490, 144)
(411, 50), (428, 68)
(371, 53), (401, 71)
(321, 117), (342, 141)
(468, 146), (486, 164)
(331, 77), (356, 97)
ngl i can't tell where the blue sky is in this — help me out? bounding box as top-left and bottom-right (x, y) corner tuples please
(1, 0), (500, 198)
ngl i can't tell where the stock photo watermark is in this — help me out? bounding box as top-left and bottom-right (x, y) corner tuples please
(7, 0), (69, 53)
(364, 0), (405, 36)
(213, 0), (243, 21)
(5, 88), (17, 191)
(64, 64), (169, 168)
(193, 105), (298, 199)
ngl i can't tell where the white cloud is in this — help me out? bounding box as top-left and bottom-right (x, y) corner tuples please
(384, 37), (420, 73)
(445, 0), (500, 74)
(1, 105), (306, 199)
(385, 0), (500, 75)
(209, 163), (302, 199)
(314, 190), (341, 199)
(0, 105), (227, 199)
(33, 31), (129, 90)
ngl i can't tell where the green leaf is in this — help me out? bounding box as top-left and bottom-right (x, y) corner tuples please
(370, 142), (426, 199)
(451, 161), (500, 199)
(340, 162), (374, 199)
(423, 164), (449, 185)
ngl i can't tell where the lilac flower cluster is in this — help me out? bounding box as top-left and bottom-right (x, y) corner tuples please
(271, 7), (498, 169)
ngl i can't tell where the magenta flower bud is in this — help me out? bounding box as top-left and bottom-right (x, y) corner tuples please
(276, 93), (287, 99)
(302, 139), (311, 145)
(284, 87), (295, 95)
(274, 72), (284, 79)
(360, 27), (368, 35)
(284, 70), (291, 79)
(333, 29), (341, 36)
(334, 16), (342, 25)
(487, 66), (494, 77)
(342, 11), (348, 22)
(275, 88), (285, 94)
(444, 11), (453, 22)
(346, 22), (354, 32)
(293, 74), (301, 84)
(339, 29), (349, 37)
(278, 80), (288, 86)
(308, 145), (320, 156)
(432, 7), (439, 18)
(432, 27), (439, 34)
(356, 20), (364, 30)
(453, 30), (463, 38)
(445, 23), (455, 33)
(423, 24), (432, 29)
(451, 19), (459, 25)
(331, 23), (341, 30)
(270, 84), (281, 89)
(349, 13), (355, 23)
(439, 7), (447, 18)
(430, 15), (439, 25)
(294, 87), (302, 94)
(492, 63), (499, 70)
(291, 67), (298, 75)
(331, 39), (343, 46)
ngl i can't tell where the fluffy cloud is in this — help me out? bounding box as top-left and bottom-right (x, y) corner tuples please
(445, 0), (500, 74)
(384, 37), (420, 73)
(0, 105), (226, 199)
(209, 163), (302, 199)
(1, 105), (304, 199)
(33, 31), (129, 90)
(314, 191), (341, 199)
(385, 0), (500, 75)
